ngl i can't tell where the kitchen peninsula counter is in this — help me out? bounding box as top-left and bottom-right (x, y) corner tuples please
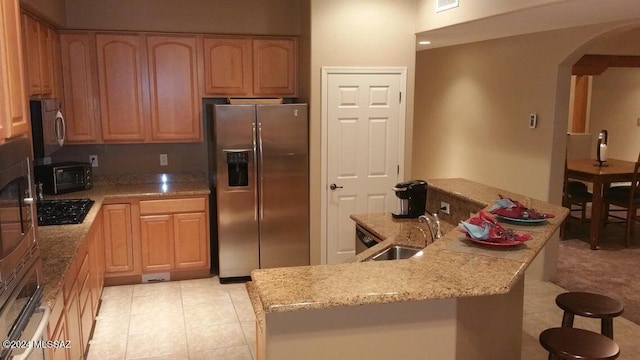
(38, 180), (210, 307)
(248, 178), (569, 360)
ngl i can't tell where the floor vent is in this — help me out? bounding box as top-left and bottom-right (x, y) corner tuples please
(142, 272), (171, 283)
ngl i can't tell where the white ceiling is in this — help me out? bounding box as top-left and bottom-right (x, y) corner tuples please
(416, 0), (640, 51)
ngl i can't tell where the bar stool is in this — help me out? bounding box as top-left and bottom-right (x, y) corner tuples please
(556, 292), (624, 339)
(539, 327), (620, 360)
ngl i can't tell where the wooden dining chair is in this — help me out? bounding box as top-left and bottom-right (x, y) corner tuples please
(562, 159), (593, 238)
(602, 160), (640, 247)
(563, 159), (593, 221)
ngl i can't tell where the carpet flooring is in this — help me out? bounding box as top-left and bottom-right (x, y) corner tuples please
(554, 218), (640, 325)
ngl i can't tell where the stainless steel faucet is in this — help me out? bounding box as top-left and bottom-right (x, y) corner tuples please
(418, 210), (442, 243)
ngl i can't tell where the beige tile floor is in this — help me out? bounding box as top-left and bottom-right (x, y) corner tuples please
(87, 276), (640, 360)
(86, 278), (255, 360)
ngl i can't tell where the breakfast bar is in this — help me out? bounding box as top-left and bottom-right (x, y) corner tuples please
(247, 178), (569, 360)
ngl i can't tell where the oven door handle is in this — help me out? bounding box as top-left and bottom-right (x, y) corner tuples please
(11, 306), (50, 360)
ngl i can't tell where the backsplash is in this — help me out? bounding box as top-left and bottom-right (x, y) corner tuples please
(50, 142), (208, 176)
(93, 172), (207, 186)
(427, 188), (486, 225)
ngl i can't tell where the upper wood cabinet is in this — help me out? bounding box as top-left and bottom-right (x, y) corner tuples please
(146, 35), (201, 142)
(60, 33), (100, 143)
(203, 37), (252, 96)
(21, 13), (54, 96)
(0, 0), (29, 139)
(252, 38), (296, 96)
(203, 36), (297, 97)
(96, 34), (148, 142)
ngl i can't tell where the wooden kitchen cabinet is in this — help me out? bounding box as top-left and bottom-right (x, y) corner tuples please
(65, 280), (83, 360)
(102, 203), (137, 275)
(21, 13), (54, 96)
(47, 292), (70, 360)
(203, 36), (297, 97)
(47, 209), (104, 360)
(60, 33), (100, 143)
(252, 38), (297, 96)
(0, 0), (30, 139)
(88, 211), (105, 318)
(140, 214), (174, 272)
(96, 33), (148, 142)
(139, 196), (209, 272)
(146, 35), (201, 142)
(203, 37), (252, 96)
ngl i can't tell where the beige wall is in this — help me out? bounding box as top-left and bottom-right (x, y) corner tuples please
(412, 21), (640, 279)
(308, 0), (417, 264)
(416, 0), (563, 32)
(590, 68), (640, 161)
(20, 0), (66, 26)
(63, 0), (301, 35)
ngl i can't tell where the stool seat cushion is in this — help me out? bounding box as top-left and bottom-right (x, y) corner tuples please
(556, 292), (624, 319)
(539, 327), (620, 360)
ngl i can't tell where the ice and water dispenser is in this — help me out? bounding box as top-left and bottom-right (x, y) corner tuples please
(226, 151), (249, 187)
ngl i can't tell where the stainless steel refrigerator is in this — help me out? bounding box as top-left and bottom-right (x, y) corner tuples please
(214, 103), (309, 279)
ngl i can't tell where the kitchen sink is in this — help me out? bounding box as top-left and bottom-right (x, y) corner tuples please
(365, 245), (423, 261)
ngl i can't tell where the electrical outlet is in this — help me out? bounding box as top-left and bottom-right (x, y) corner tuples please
(529, 113), (537, 129)
(440, 201), (450, 214)
(160, 154), (168, 166)
(89, 155), (98, 167)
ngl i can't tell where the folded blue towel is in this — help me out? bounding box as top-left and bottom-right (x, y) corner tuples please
(487, 198), (517, 212)
(459, 221), (490, 240)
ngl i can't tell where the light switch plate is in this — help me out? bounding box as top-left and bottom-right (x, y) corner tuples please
(160, 154), (168, 166)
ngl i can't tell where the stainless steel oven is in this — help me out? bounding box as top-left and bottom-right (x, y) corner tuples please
(0, 137), (48, 360)
(0, 259), (48, 360)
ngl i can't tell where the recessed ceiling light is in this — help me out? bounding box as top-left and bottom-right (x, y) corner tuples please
(418, 40), (432, 45)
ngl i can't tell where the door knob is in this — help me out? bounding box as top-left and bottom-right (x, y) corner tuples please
(329, 183), (343, 190)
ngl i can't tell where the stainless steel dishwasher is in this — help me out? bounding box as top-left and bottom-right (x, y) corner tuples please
(355, 224), (383, 254)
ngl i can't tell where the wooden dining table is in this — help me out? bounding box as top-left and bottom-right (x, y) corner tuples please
(566, 158), (637, 249)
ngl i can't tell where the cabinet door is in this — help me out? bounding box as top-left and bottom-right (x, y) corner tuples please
(49, 314), (70, 360)
(140, 214), (174, 272)
(96, 34), (148, 142)
(146, 35), (201, 142)
(174, 212), (208, 269)
(38, 22), (53, 95)
(22, 13), (42, 96)
(252, 38), (296, 96)
(60, 33), (100, 142)
(51, 30), (64, 101)
(103, 204), (135, 273)
(65, 282), (83, 360)
(88, 211), (104, 317)
(203, 37), (251, 96)
(0, 0), (29, 139)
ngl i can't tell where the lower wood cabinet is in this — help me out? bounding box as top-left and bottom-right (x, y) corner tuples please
(140, 197), (209, 272)
(47, 209), (104, 360)
(103, 195), (210, 284)
(102, 203), (138, 274)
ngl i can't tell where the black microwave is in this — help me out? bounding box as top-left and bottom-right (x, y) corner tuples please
(34, 162), (92, 195)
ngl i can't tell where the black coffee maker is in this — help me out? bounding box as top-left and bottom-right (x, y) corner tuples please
(391, 180), (427, 218)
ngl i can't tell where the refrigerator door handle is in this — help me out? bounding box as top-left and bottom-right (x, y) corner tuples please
(252, 123), (259, 222)
(257, 122), (264, 220)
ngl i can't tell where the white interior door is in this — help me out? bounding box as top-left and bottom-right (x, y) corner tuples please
(323, 69), (405, 264)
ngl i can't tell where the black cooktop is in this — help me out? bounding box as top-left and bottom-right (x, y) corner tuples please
(37, 199), (95, 226)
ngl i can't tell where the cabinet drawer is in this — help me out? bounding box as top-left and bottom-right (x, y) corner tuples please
(139, 197), (205, 215)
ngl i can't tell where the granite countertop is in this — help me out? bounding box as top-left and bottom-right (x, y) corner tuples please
(248, 178), (569, 315)
(38, 180), (210, 307)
